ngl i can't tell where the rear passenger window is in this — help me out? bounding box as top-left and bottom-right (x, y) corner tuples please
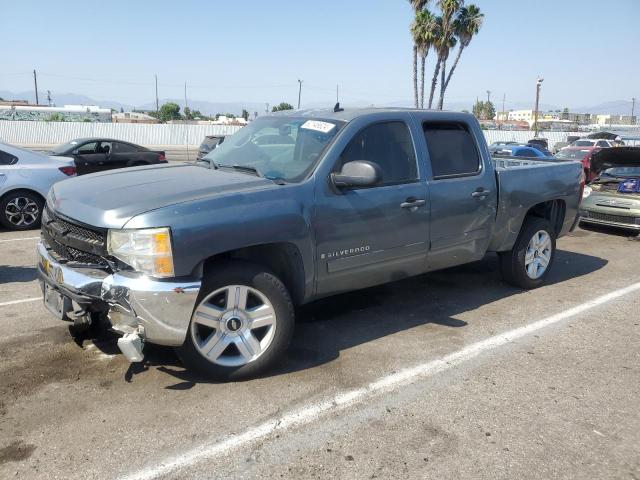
(113, 142), (139, 153)
(0, 150), (18, 165)
(339, 121), (417, 185)
(423, 122), (480, 178)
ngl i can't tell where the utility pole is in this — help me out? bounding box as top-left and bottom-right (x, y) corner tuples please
(33, 69), (39, 105)
(500, 93), (506, 128)
(184, 82), (190, 161)
(184, 82), (188, 110)
(297, 79), (303, 110)
(47, 90), (52, 107)
(632, 97), (636, 124)
(486, 90), (491, 104)
(265, 103), (270, 114)
(155, 74), (159, 115)
(336, 84), (339, 103)
(533, 78), (544, 137)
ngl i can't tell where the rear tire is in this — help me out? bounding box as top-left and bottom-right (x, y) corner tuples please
(499, 217), (556, 289)
(176, 261), (295, 381)
(0, 190), (44, 231)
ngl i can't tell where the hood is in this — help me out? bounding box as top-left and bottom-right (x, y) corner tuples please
(590, 147), (640, 176)
(50, 163), (276, 228)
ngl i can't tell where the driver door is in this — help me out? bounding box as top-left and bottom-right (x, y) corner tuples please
(314, 120), (429, 297)
(73, 141), (105, 175)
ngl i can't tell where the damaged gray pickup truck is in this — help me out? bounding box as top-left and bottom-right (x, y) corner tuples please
(38, 109), (583, 379)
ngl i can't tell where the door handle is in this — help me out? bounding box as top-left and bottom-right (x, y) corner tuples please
(471, 189), (490, 198)
(400, 198), (426, 209)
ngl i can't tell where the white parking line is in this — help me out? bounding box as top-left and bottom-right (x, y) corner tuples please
(120, 281), (640, 480)
(0, 297), (41, 307)
(0, 236), (40, 243)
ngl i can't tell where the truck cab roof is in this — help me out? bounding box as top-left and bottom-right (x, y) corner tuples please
(270, 107), (472, 123)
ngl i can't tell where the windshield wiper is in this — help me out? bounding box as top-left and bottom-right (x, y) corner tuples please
(216, 164), (263, 177)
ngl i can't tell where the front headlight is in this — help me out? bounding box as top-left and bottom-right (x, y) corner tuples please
(107, 227), (174, 278)
(582, 185), (592, 199)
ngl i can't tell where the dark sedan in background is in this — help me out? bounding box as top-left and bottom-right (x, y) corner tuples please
(49, 138), (166, 175)
(197, 135), (225, 160)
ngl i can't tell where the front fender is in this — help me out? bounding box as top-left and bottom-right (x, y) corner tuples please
(123, 181), (315, 293)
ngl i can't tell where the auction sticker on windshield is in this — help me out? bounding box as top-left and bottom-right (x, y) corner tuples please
(301, 120), (336, 134)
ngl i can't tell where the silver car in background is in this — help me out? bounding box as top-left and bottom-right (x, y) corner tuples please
(0, 142), (76, 230)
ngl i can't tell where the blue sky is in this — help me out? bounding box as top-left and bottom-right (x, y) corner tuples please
(1, 0), (639, 110)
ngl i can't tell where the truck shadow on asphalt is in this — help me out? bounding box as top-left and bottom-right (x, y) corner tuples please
(0, 265), (37, 284)
(112, 248), (608, 388)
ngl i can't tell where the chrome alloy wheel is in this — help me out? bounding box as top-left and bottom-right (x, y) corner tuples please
(524, 230), (552, 280)
(5, 196), (40, 227)
(190, 285), (277, 367)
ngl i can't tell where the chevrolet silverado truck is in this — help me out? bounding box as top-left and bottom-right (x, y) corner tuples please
(37, 109), (583, 380)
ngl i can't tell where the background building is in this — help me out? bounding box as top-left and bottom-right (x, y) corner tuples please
(112, 112), (160, 124)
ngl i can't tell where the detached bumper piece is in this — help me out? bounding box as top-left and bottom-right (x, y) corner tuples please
(37, 241), (201, 360)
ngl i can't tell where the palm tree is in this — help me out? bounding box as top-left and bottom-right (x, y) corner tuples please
(427, 16), (444, 109)
(412, 9), (437, 108)
(409, 1), (430, 108)
(434, 0), (462, 109)
(436, 30), (457, 109)
(440, 5), (484, 105)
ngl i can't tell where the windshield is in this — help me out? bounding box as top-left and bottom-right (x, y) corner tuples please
(556, 149), (590, 160)
(573, 140), (594, 147)
(602, 167), (640, 178)
(201, 116), (344, 182)
(50, 140), (81, 155)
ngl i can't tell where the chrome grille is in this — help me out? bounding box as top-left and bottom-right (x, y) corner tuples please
(41, 205), (109, 266)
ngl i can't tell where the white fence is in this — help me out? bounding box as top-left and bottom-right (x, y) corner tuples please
(0, 120), (583, 154)
(482, 130), (580, 145)
(0, 120), (242, 147)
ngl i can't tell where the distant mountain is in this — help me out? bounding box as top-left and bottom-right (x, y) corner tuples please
(573, 100), (635, 116)
(0, 89), (634, 117)
(0, 90), (134, 111)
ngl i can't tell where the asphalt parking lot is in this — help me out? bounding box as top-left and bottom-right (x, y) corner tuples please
(1, 225), (639, 479)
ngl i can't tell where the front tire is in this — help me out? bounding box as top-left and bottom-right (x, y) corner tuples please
(0, 190), (44, 231)
(176, 261), (295, 380)
(499, 217), (556, 289)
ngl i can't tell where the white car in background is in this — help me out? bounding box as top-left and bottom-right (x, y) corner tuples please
(573, 139), (615, 148)
(0, 142), (76, 230)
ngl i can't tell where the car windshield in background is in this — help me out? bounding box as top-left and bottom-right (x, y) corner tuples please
(50, 140), (80, 155)
(556, 149), (590, 159)
(202, 116), (344, 182)
(602, 167), (640, 177)
(573, 140), (594, 147)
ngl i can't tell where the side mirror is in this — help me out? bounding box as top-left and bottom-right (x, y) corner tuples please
(331, 160), (381, 188)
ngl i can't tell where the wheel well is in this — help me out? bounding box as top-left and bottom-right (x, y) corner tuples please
(0, 188), (46, 205)
(199, 242), (306, 305)
(524, 199), (566, 235)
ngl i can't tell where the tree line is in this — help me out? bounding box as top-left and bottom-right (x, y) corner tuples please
(146, 103), (252, 123)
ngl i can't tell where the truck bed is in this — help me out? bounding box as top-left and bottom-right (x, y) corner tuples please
(488, 156), (583, 252)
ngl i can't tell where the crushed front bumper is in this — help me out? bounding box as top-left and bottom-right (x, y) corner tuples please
(37, 241), (201, 346)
